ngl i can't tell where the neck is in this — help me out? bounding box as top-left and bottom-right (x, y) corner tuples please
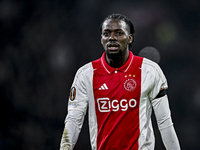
(106, 50), (129, 68)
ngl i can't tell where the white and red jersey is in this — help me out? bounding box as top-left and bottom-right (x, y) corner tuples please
(60, 51), (172, 150)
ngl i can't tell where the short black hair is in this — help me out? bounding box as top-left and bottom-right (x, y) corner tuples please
(99, 13), (135, 49)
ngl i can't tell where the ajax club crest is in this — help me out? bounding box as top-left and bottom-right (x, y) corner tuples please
(124, 79), (137, 92)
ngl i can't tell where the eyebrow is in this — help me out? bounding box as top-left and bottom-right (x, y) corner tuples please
(103, 29), (124, 32)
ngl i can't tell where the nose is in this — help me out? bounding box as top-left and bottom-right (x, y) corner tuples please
(109, 32), (117, 41)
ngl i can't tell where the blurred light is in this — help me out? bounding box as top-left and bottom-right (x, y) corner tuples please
(49, 42), (74, 71)
(155, 22), (178, 45)
(194, 87), (200, 109)
(0, 1), (20, 21)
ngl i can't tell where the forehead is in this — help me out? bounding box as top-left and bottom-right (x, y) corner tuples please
(102, 19), (129, 32)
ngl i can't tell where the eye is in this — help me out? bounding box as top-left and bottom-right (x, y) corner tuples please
(117, 32), (124, 36)
(103, 32), (109, 36)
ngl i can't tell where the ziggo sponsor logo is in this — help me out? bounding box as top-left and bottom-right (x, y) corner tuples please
(97, 98), (137, 112)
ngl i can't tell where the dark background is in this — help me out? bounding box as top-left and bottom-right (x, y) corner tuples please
(0, 0), (200, 149)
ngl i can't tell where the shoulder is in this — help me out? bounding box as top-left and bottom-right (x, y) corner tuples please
(141, 58), (166, 82)
(72, 62), (93, 86)
(75, 62), (93, 78)
(142, 58), (160, 72)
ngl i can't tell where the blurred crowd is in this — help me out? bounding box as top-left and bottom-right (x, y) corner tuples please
(0, 0), (200, 149)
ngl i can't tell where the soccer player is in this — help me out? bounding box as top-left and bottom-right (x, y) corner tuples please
(60, 14), (180, 150)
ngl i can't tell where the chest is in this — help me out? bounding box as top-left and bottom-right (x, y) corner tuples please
(92, 65), (142, 112)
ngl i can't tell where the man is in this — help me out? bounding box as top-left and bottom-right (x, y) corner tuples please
(60, 14), (180, 150)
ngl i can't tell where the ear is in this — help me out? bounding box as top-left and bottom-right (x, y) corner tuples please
(129, 34), (133, 44)
(101, 35), (103, 44)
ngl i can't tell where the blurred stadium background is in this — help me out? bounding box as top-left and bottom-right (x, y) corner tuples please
(0, 0), (200, 149)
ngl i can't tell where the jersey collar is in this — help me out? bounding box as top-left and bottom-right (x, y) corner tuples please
(101, 51), (134, 74)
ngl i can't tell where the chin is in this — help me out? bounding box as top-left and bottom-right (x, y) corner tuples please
(106, 49), (123, 61)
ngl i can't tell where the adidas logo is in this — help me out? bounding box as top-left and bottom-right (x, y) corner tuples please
(99, 83), (108, 90)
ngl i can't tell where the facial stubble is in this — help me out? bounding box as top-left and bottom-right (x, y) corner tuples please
(105, 49), (125, 68)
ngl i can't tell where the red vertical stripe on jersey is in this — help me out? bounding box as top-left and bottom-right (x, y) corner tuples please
(92, 52), (143, 150)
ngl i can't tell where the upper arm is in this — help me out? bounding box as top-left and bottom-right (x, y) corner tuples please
(147, 60), (168, 100)
(67, 66), (89, 126)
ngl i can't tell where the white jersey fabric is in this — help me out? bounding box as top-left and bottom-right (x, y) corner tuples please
(60, 51), (180, 150)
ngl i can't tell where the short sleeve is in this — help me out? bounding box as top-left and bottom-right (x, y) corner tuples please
(67, 67), (89, 112)
(149, 63), (168, 100)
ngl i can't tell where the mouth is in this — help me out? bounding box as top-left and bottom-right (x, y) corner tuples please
(107, 43), (120, 51)
(108, 47), (118, 50)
